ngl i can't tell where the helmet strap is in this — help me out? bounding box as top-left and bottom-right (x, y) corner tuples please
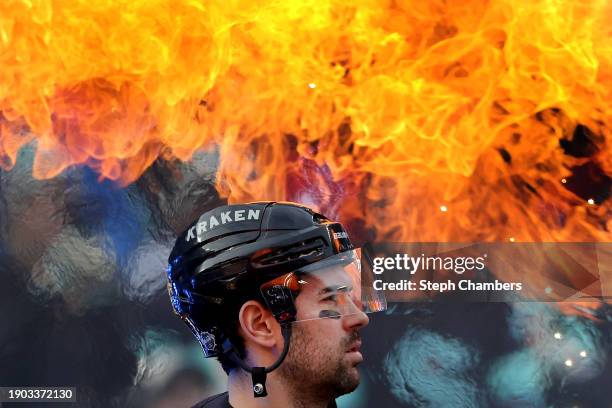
(222, 324), (292, 398)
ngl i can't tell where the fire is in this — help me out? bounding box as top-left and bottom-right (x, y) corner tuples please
(1, 0), (610, 242)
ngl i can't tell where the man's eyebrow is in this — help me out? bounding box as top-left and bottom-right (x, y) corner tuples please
(318, 285), (351, 295)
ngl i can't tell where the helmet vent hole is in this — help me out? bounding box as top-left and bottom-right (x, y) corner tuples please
(253, 238), (325, 266)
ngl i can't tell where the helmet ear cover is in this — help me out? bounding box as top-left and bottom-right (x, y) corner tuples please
(180, 285), (258, 358)
(259, 272), (300, 324)
(170, 264), (298, 358)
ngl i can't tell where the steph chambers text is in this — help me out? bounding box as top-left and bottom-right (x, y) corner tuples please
(373, 279), (523, 292)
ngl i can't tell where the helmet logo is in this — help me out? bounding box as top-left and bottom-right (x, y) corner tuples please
(199, 331), (217, 353)
(186, 208), (262, 242)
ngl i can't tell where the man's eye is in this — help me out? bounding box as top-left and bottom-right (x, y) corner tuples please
(322, 294), (338, 303)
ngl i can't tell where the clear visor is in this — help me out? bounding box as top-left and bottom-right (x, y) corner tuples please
(259, 249), (387, 324)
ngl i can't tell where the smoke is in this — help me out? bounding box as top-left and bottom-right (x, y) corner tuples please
(482, 302), (610, 406)
(27, 225), (117, 311)
(486, 349), (549, 407)
(506, 302), (607, 383)
(0, 142), (224, 407)
(0, 142), (222, 314)
(122, 240), (172, 304)
(383, 328), (484, 407)
(125, 328), (227, 408)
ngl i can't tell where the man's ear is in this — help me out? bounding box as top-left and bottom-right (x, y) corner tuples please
(238, 300), (280, 349)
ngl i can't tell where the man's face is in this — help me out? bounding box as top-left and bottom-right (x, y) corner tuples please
(277, 265), (370, 399)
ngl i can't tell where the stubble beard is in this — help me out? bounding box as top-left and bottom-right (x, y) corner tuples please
(277, 323), (362, 403)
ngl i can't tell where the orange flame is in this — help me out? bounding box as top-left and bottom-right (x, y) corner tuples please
(1, 0), (610, 242)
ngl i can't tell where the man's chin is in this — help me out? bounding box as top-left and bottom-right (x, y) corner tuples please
(334, 363), (361, 394)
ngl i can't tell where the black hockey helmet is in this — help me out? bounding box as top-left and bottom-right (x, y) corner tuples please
(166, 202), (386, 396)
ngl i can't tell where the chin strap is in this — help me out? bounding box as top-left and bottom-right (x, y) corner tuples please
(222, 325), (292, 398)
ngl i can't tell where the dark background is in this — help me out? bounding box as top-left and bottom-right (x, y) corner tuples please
(1, 145), (611, 408)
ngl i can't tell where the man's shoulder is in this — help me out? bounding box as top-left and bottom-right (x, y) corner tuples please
(190, 391), (338, 408)
(191, 391), (231, 408)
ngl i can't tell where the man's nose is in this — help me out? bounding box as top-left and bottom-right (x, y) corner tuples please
(342, 304), (369, 330)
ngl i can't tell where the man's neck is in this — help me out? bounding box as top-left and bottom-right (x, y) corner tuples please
(227, 369), (334, 408)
